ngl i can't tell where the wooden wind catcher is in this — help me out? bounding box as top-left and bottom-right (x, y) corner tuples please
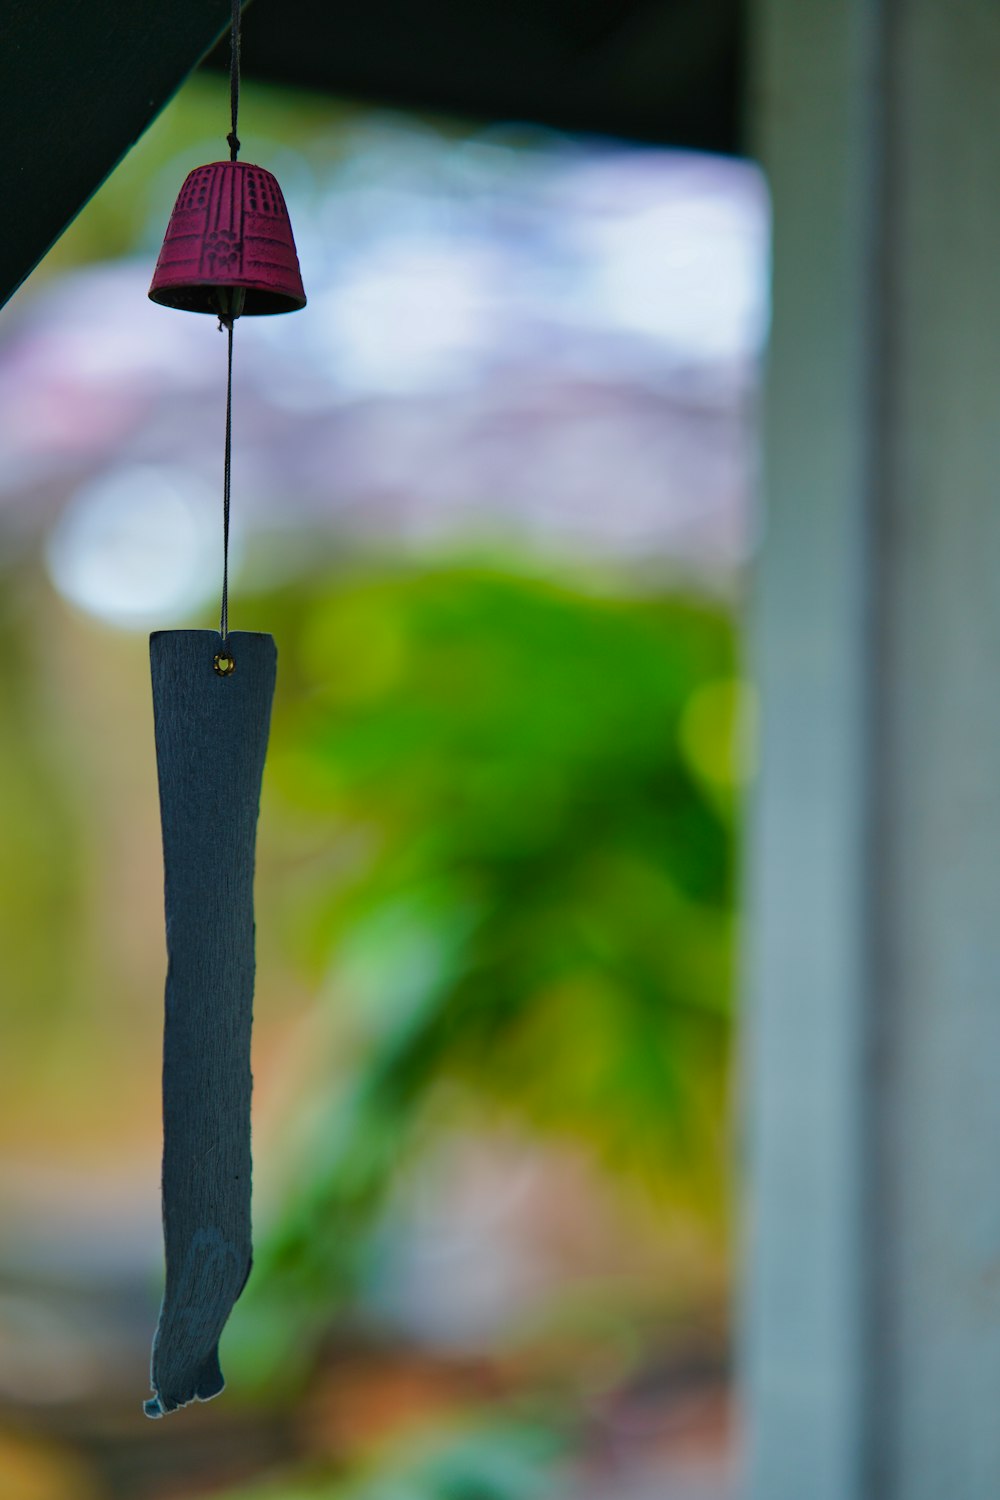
(142, 1), (305, 1418)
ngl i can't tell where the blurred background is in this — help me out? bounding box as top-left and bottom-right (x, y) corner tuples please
(0, 63), (766, 1500)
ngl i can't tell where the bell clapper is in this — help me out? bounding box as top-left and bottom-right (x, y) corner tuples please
(216, 286), (246, 329)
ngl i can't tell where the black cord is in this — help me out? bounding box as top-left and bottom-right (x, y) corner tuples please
(220, 0), (241, 643)
(227, 0), (241, 161)
(220, 318), (234, 641)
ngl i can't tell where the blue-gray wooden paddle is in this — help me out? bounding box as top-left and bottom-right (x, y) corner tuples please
(145, 629), (276, 1417)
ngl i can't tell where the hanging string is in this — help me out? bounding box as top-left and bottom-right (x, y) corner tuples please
(220, 318), (234, 642)
(227, 0), (241, 161)
(217, 0), (241, 651)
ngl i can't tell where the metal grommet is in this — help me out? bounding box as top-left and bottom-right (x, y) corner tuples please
(214, 651), (236, 677)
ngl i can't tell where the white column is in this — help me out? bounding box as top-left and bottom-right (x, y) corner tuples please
(877, 4), (1000, 1495)
(743, 2), (1000, 1497)
(742, 3), (881, 1497)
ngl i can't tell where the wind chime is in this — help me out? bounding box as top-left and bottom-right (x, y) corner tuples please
(143, 1), (305, 1418)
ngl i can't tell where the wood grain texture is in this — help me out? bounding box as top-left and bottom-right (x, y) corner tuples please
(146, 629), (276, 1418)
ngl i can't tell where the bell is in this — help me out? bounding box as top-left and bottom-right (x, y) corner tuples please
(149, 160), (306, 317)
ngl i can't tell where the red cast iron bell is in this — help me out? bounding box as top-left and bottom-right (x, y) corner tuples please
(149, 160), (306, 318)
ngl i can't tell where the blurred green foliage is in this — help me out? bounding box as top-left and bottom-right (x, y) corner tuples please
(234, 560), (739, 1381)
(0, 578), (84, 1030)
(222, 1412), (565, 1500)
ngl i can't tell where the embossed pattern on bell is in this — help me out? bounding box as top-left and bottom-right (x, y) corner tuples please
(149, 161), (307, 316)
